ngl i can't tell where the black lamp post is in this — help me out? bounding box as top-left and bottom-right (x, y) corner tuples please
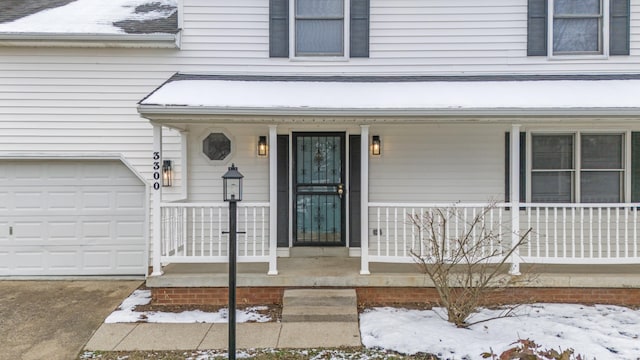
(222, 163), (243, 360)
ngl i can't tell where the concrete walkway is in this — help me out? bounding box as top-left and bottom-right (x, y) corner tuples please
(85, 322), (362, 351)
(86, 288), (362, 351)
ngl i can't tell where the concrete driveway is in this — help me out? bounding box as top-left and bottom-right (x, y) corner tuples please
(0, 280), (141, 360)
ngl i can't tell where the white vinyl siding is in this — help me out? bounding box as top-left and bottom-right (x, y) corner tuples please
(186, 125), (270, 203)
(368, 124), (506, 203)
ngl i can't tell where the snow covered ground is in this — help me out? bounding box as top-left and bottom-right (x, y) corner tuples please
(104, 289), (271, 324)
(360, 305), (640, 360)
(105, 290), (640, 359)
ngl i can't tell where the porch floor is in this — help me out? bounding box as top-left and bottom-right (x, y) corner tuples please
(146, 257), (640, 289)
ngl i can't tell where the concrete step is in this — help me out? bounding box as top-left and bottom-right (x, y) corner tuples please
(289, 247), (349, 258)
(281, 289), (358, 323)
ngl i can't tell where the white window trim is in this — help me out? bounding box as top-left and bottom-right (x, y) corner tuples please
(527, 130), (628, 203)
(547, 0), (610, 60)
(288, 0), (350, 60)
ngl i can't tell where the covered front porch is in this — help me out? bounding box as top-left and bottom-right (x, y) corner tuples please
(146, 257), (640, 289)
(139, 74), (640, 280)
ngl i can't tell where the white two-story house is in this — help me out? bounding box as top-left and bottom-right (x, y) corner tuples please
(1, 0), (640, 298)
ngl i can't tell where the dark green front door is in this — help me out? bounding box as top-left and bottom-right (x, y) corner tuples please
(293, 133), (346, 246)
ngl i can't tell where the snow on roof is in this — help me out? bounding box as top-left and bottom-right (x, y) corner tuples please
(139, 77), (640, 116)
(0, 0), (178, 35)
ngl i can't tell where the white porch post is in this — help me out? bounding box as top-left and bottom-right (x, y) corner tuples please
(268, 125), (278, 275)
(360, 125), (370, 275)
(151, 124), (163, 276)
(509, 124), (521, 275)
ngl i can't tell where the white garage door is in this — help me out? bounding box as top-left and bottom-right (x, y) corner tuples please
(0, 160), (147, 276)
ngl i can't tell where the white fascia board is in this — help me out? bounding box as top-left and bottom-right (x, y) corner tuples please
(138, 104), (640, 122)
(0, 32), (179, 48)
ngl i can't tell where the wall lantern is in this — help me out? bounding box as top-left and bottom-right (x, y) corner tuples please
(162, 160), (173, 187)
(222, 163), (244, 202)
(371, 135), (381, 156)
(257, 136), (268, 157)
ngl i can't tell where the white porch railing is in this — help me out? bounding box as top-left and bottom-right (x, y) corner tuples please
(160, 202), (271, 263)
(368, 202), (640, 265)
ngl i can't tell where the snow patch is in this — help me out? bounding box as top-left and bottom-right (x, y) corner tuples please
(0, 0), (177, 34)
(104, 289), (271, 324)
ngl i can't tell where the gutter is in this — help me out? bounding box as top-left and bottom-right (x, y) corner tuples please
(137, 104), (640, 121)
(0, 32), (180, 48)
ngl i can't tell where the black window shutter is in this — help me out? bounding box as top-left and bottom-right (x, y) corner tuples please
(632, 133), (640, 202)
(277, 135), (289, 247)
(349, 135), (361, 247)
(505, 132), (527, 202)
(527, 0), (547, 56)
(350, 0), (370, 58)
(269, 0), (289, 58)
(610, 0), (630, 55)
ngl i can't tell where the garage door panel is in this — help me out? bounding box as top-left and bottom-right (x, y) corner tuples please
(14, 250), (45, 271)
(116, 250), (147, 270)
(49, 251), (80, 270)
(14, 192), (43, 210)
(84, 250), (113, 270)
(0, 160), (146, 276)
(48, 222), (79, 240)
(117, 192), (145, 209)
(117, 221), (145, 239)
(49, 192), (78, 209)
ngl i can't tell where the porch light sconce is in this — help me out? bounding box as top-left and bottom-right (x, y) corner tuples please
(257, 136), (268, 157)
(222, 163), (244, 202)
(162, 160), (173, 187)
(371, 135), (381, 156)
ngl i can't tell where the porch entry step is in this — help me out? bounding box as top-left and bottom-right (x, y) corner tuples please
(289, 247), (349, 258)
(281, 289), (358, 323)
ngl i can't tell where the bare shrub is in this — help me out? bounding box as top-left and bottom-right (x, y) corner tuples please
(409, 204), (532, 328)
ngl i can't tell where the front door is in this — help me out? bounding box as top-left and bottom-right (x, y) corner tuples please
(293, 133), (346, 246)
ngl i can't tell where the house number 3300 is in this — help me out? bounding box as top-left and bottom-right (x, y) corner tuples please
(152, 152), (161, 190)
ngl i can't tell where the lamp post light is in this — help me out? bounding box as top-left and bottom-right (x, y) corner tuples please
(222, 163), (243, 360)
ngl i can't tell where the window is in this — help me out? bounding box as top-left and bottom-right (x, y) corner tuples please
(527, 0), (630, 56)
(295, 0), (344, 56)
(269, 0), (370, 58)
(552, 0), (604, 55)
(581, 134), (623, 202)
(531, 135), (574, 202)
(530, 133), (624, 203)
(202, 132), (232, 161)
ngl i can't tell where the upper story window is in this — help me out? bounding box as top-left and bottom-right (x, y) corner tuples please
(552, 0), (604, 55)
(527, 0), (629, 57)
(295, 0), (345, 57)
(269, 0), (370, 59)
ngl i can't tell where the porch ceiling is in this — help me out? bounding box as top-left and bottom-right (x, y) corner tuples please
(138, 74), (640, 123)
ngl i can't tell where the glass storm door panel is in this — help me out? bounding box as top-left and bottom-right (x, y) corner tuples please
(293, 133), (346, 246)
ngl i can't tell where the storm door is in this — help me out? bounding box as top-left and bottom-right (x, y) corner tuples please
(293, 133), (346, 246)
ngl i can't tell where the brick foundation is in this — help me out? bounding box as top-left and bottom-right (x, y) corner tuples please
(152, 287), (285, 306)
(151, 286), (640, 307)
(356, 287), (640, 307)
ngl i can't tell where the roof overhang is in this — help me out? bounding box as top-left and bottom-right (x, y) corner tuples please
(0, 32), (180, 48)
(138, 74), (640, 124)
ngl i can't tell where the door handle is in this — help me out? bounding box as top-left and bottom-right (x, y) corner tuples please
(337, 184), (344, 199)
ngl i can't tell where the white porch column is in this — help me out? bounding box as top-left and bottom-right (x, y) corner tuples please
(509, 124), (521, 275)
(268, 125), (278, 275)
(151, 124), (163, 276)
(179, 130), (189, 200)
(360, 125), (370, 275)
